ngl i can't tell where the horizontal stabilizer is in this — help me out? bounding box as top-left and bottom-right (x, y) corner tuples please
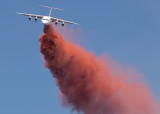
(39, 5), (63, 10)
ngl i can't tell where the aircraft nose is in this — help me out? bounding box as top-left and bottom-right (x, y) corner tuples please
(41, 18), (50, 25)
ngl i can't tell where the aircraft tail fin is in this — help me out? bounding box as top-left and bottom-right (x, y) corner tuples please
(40, 5), (63, 17)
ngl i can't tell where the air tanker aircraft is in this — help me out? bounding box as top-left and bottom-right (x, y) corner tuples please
(16, 5), (79, 26)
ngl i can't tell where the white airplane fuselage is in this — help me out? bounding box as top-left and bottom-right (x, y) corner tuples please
(41, 16), (52, 25)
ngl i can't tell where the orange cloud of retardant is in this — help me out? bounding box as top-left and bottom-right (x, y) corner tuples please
(39, 25), (159, 114)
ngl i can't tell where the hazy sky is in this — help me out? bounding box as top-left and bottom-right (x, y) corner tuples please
(0, 0), (160, 114)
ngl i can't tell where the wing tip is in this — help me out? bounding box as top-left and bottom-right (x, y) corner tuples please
(75, 23), (80, 25)
(16, 12), (22, 14)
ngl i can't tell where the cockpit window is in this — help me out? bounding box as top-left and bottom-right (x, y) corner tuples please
(43, 19), (49, 21)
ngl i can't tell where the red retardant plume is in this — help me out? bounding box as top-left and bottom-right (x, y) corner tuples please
(39, 25), (159, 114)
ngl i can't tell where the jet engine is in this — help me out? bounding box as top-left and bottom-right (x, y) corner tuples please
(55, 21), (58, 25)
(62, 22), (64, 27)
(35, 17), (38, 22)
(28, 17), (31, 21)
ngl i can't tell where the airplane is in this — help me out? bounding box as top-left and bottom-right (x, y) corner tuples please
(16, 5), (79, 26)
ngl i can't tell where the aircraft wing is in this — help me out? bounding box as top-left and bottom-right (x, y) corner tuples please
(16, 12), (44, 18)
(51, 17), (80, 25)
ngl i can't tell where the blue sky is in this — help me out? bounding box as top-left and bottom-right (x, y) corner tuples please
(0, 0), (160, 114)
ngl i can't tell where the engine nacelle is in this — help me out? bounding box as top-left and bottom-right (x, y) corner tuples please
(35, 17), (38, 22)
(62, 22), (64, 27)
(28, 17), (31, 21)
(55, 21), (58, 25)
